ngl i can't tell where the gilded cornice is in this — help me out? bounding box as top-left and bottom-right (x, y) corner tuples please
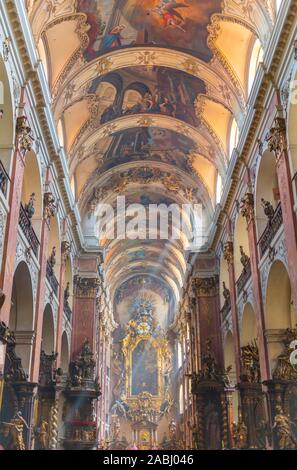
(192, 275), (219, 297)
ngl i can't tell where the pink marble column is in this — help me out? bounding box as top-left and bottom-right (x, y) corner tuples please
(223, 242), (241, 382)
(0, 115), (33, 325)
(192, 276), (224, 368)
(267, 114), (297, 313)
(240, 182), (270, 381)
(55, 241), (69, 368)
(71, 257), (101, 358)
(30, 187), (56, 383)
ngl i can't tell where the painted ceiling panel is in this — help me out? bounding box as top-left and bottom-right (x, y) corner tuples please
(27, 0), (274, 315)
(77, 0), (223, 61)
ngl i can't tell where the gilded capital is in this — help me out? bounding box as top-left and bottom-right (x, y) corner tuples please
(61, 240), (71, 265)
(192, 276), (219, 297)
(266, 116), (287, 162)
(240, 192), (255, 225)
(16, 116), (34, 155)
(74, 276), (101, 298)
(43, 192), (57, 225)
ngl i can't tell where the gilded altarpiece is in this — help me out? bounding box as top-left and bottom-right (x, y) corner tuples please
(111, 297), (173, 449)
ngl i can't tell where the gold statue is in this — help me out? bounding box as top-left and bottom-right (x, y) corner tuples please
(273, 406), (297, 449)
(169, 418), (177, 441)
(35, 420), (49, 450)
(232, 415), (248, 449)
(111, 416), (121, 441)
(2, 412), (29, 450)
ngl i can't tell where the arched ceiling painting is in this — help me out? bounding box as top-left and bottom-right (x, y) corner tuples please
(27, 0), (274, 321)
(77, 0), (222, 61)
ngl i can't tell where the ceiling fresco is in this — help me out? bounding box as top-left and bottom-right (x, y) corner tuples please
(88, 66), (205, 128)
(77, 0), (223, 61)
(96, 128), (196, 173)
(26, 0), (275, 320)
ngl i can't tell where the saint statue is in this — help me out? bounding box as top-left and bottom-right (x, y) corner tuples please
(34, 420), (49, 450)
(25, 193), (35, 220)
(273, 406), (297, 449)
(2, 412), (29, 450)
(64, 282), (70, 306)
(240, 246), (249, 271)
(48, 246), (57, 269)
(261, 198), (275, 223)
(232, 414), (248, 449)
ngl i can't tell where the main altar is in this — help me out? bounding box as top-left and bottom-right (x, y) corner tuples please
(109, 296), (175, 450)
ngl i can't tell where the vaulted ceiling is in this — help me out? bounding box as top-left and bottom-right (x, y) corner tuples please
(26, 0), (276, 311)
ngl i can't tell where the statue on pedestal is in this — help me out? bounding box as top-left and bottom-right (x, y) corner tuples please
(273, 406), (297, 449)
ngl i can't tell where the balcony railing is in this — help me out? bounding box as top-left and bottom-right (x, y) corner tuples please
(19, 203), (40, 257)
(0, 160), (10, 196)
(46, 261), (59, 296)
(236, 260), (252, 297)
(258, 203), (283, 258)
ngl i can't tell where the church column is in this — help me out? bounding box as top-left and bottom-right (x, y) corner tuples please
(191, 275), (230, 450)
(267, 113), (297, 313)
(223, 242), (241, 382)
(240, 186), (270, 381)
(71, 257), (101, 357)
(98, 322), (105, 442)
(63, 257), (102, 450)
(180, 324), (187, 444)
(0, 113), (33, 326)
(185, 313), (193, 449)
(190, 297), (199, 374)
(30, 187), (57, 383)
(55, 240), (71, 368)
(192, 276), (223, 366)
(101, 329), (108, 442)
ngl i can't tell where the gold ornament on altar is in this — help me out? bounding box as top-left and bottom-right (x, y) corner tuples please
(240, 340), (261, 383)
(1, 412), (29, 450)
(232, 415), (248, 450)
(273, 328), (297, 381)
(121, 295), (172, 414)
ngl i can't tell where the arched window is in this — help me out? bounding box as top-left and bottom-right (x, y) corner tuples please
(38, 37), (49, 82)
(177, 342), (183, 369)
(57, 119), (64, 147)
(179, 384), (184, 415)
(248, 39), (264, 94)
(229, 118), (239, 159)
(216, 173), (223, 205)
(71, 176), (76, 200)
(275, 0), (282, 13)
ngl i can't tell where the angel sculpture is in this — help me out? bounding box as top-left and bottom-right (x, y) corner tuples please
(151, 1), (190, 33)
